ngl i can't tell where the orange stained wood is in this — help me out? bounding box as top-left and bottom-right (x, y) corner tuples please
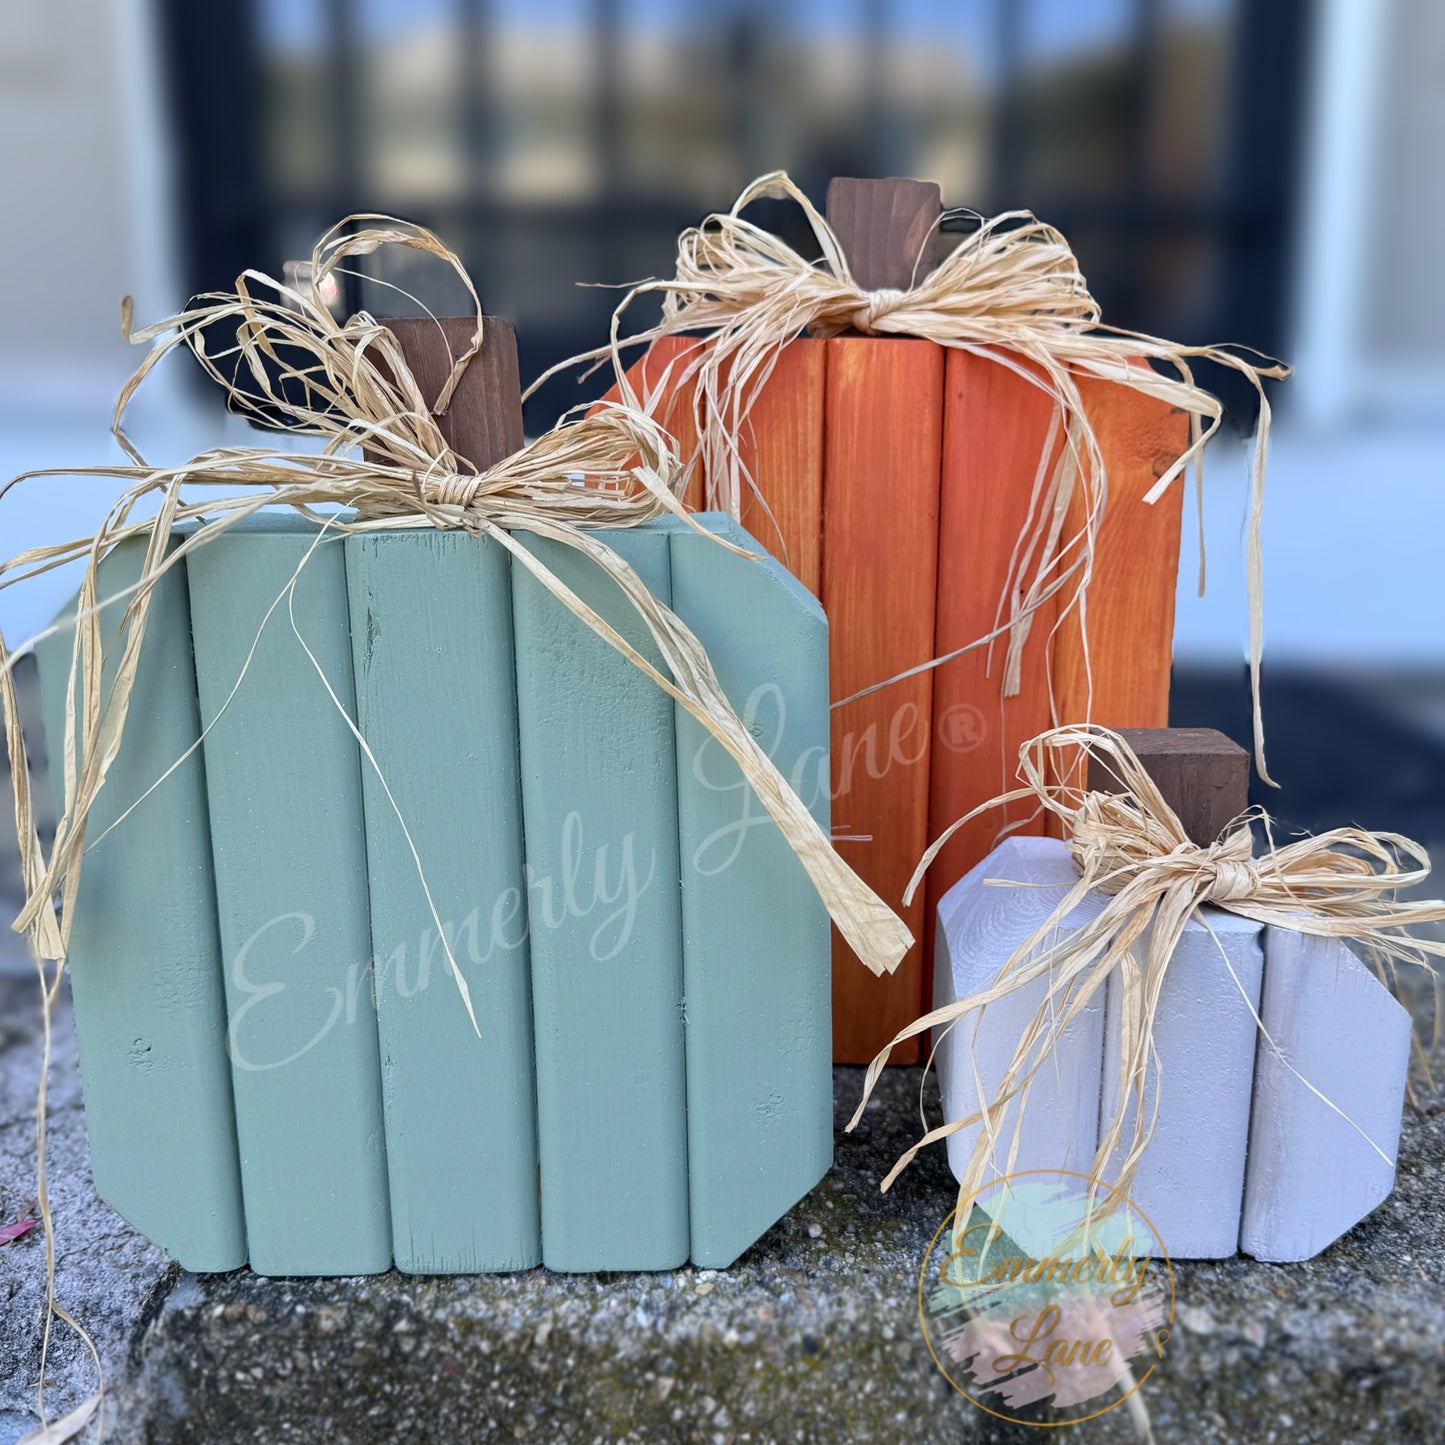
(734, 341), (826, 597)
(600, 335), (705, 509)
(602, 338), (826, 595)
(924, 351), (1063, 983)
(823, 336), (945, 1065)
(1044, 374), (1189, 828)
(1051, 375), (1189, 730)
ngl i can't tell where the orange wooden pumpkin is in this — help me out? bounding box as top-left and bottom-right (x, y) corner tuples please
(608, 179), (1186, 1063)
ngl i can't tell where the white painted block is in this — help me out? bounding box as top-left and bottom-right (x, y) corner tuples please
(934, 836), (1109, 1197)
(1099, 907), (1264, 1259)
(1241, 930), (1410, 1263)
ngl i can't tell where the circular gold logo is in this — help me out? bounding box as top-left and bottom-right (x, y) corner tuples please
(918, 1169), (1174, 1427)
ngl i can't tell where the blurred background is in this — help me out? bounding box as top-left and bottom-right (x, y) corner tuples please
(1, 0), (1442, 889)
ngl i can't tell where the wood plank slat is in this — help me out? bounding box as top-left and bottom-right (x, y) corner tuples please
(346, 529), (540, 1273)
(924, 352), (1064, 983)
(601, 335), (705, 509)
(669, 514), (833, 1266)
(35, 537), (247, 1272)
(602, 337), (827, 597)
(933, 835), (1109, 1258)
(1051, 377), (1189, 732)
(187, 516), (391, 1276)
(1099, 909), (1265, 1258)
(734, 341), (827, 597)
(822, 336), (944, 1064)
(510, 525), (689, 1270)
(1241, 930), (1410, 1262)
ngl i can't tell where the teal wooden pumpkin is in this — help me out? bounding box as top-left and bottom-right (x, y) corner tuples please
(37, 513), (833, 1275)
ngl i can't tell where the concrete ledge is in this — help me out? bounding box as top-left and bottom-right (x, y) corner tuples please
(3, 957), (1444, 1444)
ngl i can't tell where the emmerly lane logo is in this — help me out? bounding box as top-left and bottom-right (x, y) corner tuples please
(919, 1169), (1174, 1427)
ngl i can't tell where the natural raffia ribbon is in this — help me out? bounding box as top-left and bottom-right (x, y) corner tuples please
(536, 171), (1290, 778)
(847, 725), (1445, 1223)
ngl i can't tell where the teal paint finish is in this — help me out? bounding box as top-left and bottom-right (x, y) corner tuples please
(185, 517), (391, 1276)
(345, 529), (540, 1273)
(669, 516), (833, 1267)
(510, 526), (689, 1270)
(34, 537), (246, 1272)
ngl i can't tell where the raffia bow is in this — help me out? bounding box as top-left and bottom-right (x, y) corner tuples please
(848, 725), (1445, 1220)
(0, 216), (913, 987)
(537, 171), (1290, 777)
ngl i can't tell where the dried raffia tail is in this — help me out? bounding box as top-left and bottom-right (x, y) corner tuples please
(0, 216), (914, 1424)
(846, 725), (1445, 1235)
(530, 171), (1289, 780)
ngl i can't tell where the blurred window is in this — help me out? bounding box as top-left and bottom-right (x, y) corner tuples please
(161, 0), (1309, 430)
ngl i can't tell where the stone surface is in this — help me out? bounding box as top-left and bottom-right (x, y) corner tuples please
(2, 914), (1445, 1442)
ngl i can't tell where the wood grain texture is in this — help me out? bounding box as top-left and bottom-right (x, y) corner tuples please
(1088, 727), (1249, 846)
(1241, 930), (1409, 1262)
(35, 537), (246, 1273)
(510, 525), (689, 1270)
(735, 342), (827, 597)
(823, 336), (944, 1064)
(187, 517), (391, 1276)
(345, 530), (539, 1273)
(380, 316), (524, 469)
(1051, 377), (1188, 731)
(934, 836), (1108, 1238)
(669, 514), (832, 1267)
(925, 352), (1063, 987)
(1099, 908), (1264, 1258)
(607, 338), (827, 594)
(601, 335), (704, 509)
(825, 178), (942, 291)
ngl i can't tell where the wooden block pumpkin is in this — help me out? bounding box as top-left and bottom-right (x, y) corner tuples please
(606, 178), (1187, 1063)
(931, 730), (1413, 1261)
(35, 321), (835, 1275)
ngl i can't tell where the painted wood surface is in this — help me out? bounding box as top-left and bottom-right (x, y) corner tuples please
(510, 524), (689, 1270)
(669, 514), (832, 1267)
(186, 517), (391, 1276)
(1051, 377), (1188, 731)
(933, 836), (1108, 1205)
(35, 537), (246, 1272)
(933, 813), (1413, 1262)
(925, 353), (1063, 986)
(823, 336), (944, 1064)
(345, 529), (539, 1273)
(1099, 908), (1264, 1258)
(1241, 930), (1409, 1263)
